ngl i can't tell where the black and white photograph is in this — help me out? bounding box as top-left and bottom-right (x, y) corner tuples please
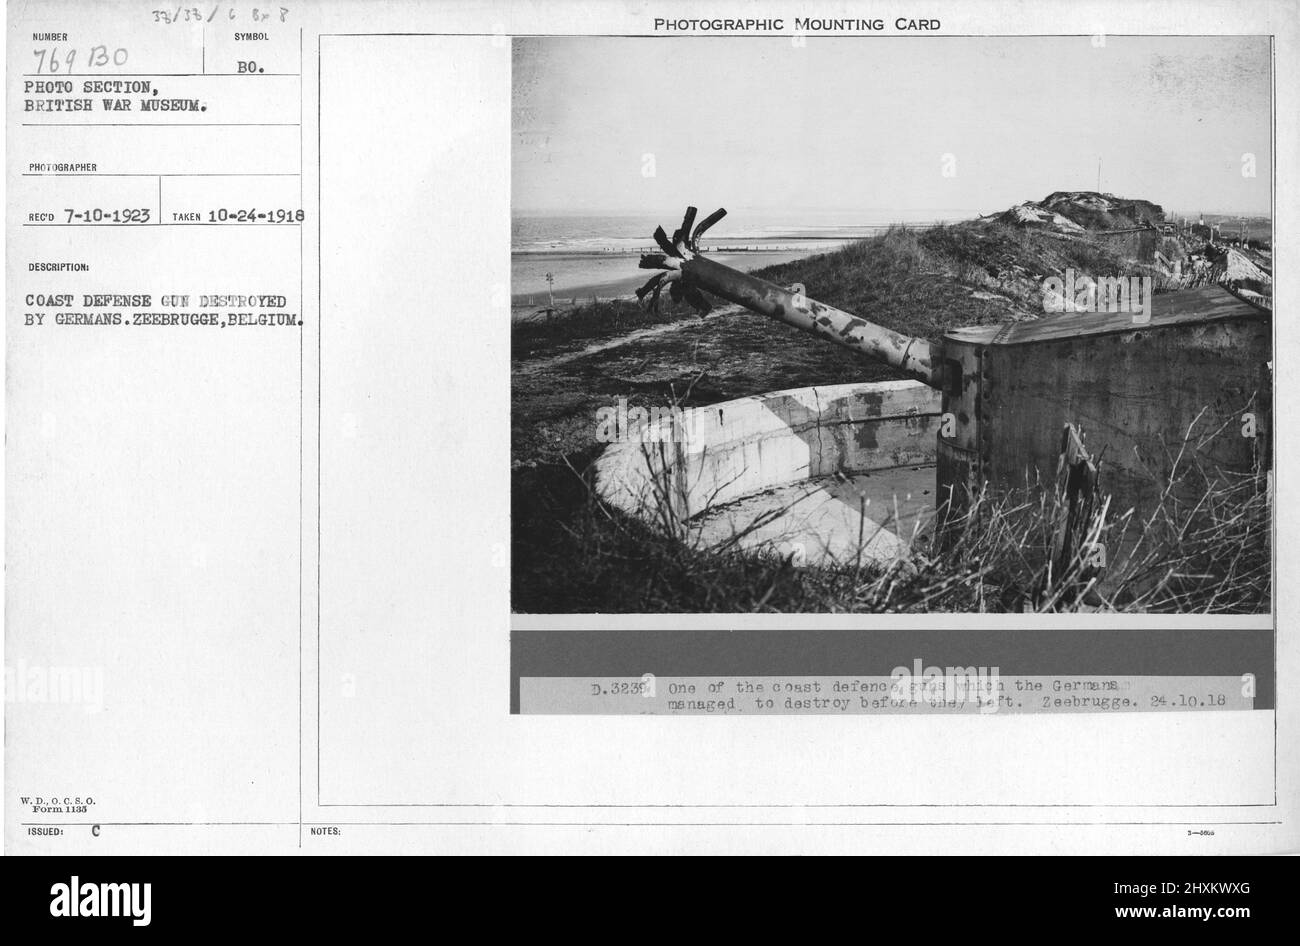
(512, 35), (1273, 614)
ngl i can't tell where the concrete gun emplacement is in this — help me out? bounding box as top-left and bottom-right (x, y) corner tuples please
(638, 206), (1271, 519)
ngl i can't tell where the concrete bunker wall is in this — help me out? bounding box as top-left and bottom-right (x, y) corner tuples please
(594, 379), (942, 525)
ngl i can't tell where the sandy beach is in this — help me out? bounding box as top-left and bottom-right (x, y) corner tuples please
(510, 246), (845, 317)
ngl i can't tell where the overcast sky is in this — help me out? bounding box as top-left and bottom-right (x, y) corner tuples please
(512, 35), (1271, 218)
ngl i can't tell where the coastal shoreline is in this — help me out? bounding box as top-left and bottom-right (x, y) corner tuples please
(510, 245), (849, 314)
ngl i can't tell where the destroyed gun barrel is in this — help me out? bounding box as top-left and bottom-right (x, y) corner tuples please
(637, 206), (939, 388)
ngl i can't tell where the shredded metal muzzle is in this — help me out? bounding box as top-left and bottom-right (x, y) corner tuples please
(635, 206), (728, 314)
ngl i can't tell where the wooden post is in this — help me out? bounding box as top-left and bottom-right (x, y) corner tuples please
(1040, 423), (1103, 608)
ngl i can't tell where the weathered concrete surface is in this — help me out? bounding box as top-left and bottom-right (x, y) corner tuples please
(593, 379), (941, 565)
(691, 465), (935, 565)
(939, 286), (1270, 519)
